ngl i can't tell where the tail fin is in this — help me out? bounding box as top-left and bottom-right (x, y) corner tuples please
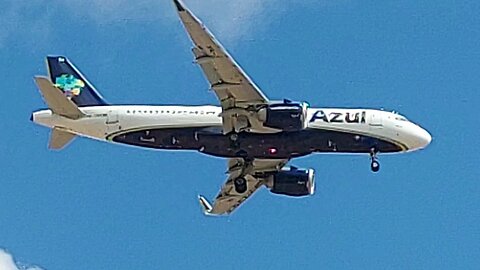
(46, 56), (108, 106)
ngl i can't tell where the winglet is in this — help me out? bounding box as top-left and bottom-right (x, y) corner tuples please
(198, 195), (214, 215)
(173, 0), (185, 11)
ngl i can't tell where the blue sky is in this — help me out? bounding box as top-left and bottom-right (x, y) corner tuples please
(1, 0), (479, 269)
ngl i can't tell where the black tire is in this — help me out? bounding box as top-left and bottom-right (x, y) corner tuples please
(230, 141), (240, 150)
(371, 160), (380, 172)
(234, 177), (247, 193)
(229, 133), (239, 142)
(228, 132), (241, 150)
(235, 150), (248, 158)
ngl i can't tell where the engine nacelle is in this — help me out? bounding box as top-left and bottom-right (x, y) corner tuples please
(258, 102), (308, 131)
(267, 167), (315, 197)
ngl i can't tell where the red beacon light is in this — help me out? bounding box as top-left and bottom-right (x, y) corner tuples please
(268, 147), (278, 154)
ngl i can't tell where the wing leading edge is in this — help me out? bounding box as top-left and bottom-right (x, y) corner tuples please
(173, 0), (269, 110)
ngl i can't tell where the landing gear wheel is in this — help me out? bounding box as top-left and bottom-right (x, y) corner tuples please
(228, 132), (240, 150)
(371, 160), (380, 172)
(234, 177), (247, 193)
(229, 133), (239, 142)
(369, 148), (380, 173)
(235, 150), (248, 158)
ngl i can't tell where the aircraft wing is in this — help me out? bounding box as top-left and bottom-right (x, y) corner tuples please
(198, 158), (288, 216)
(174, 0), (271, 133)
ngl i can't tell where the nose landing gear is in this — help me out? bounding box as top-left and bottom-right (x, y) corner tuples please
(370, 149), (380, 173)
(371, 159), (380, 172)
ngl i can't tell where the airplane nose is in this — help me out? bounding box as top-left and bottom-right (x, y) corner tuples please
(416, 126), (432, 149)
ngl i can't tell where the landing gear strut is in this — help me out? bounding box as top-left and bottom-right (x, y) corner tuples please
(228, 132), (240, 149)
(370, 149), (380, 173)
(228, 131), (251, 159)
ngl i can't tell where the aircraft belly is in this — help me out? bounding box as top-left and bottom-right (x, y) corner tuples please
(111, 127), (403, 158)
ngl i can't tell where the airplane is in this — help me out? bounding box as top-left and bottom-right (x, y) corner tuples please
(30, 0), (432, 216)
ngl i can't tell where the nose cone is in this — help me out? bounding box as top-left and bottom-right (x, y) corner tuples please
(415, 126), (432, 149)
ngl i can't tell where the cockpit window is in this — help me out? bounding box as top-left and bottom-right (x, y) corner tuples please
(395, 116), (408, 121)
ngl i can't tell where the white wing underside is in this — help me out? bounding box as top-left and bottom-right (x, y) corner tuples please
(199, 158), (288, 215)
(174, 0), (274, 134)
(174, 0), (289, 215)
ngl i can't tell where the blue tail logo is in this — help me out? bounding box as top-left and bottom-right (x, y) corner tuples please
(47, 56), (108, 106)
(55, 74), (85, 97)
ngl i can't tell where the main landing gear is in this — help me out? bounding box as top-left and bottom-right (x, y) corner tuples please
(228, 132), (240, 149)
(234, 177), (247, 193)
(370, 149), (380, 173)
(228, 131), (253, 160)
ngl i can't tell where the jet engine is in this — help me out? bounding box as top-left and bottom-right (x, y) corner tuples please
(258, 101), (308, 131)
(266, 167), (315, 197)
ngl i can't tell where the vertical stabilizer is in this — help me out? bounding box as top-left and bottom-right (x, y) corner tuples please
(46, 56), (108, 107)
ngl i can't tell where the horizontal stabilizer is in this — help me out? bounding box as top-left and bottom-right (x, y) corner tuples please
(34, 76), (85, 119)
(49, 128), (76, 150)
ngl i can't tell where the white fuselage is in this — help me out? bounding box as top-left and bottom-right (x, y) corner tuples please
(32, 105), (431, 153)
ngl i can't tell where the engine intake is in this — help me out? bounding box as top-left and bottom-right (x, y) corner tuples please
(259, 102), (308, 131)
(267, 167), (315, 197)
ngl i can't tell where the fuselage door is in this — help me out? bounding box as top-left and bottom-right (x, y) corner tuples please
(369, 112), (383, 128)
(106, 110), (120, 133)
